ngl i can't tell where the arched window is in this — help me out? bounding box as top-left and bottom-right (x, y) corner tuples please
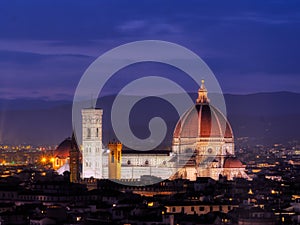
(127, 160), (131, 165)
(96, 128), (99, 137)
(145, 160), (149, 165)
(87, 128), (91, 138)
(225, 147), (230, 155)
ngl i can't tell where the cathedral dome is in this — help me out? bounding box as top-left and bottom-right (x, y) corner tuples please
(53, 137), (72, 159)
(173, 80), (233, 139)
(223, 157), (244, 168)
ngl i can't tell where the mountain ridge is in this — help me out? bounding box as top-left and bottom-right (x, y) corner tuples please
(0, 92), (299, 146)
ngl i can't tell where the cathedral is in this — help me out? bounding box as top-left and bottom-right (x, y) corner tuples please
(171, 80), (246, 180)
(53, 80), (249, 181)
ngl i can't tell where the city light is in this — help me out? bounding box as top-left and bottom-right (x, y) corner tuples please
(271, 190), (278, 195)
(148, 202), (154, 207)
(41, 157), (47, 163)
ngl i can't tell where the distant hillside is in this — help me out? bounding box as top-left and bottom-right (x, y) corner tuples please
(0, 92), (299, 146)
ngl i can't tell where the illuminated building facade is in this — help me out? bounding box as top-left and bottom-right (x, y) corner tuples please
(52, 135), (81, 181)
(52, 138), (71, 172)
(108, 141), (122, 179)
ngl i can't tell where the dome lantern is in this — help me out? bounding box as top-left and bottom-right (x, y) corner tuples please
(196, 79), (209, 104)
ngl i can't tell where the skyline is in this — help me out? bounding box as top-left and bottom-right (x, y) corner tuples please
(0, 0), (300, 100)
(0, 2), (300, 224)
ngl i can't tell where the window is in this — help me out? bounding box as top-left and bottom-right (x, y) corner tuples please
(207, 148), (213, 154)
(96, 128), (99, 137)
(172, 207), (175, 212)
(199, 206), (205, 211)
(219, 205), (222, 211)
(87, 128), (91, 138)
(127, 160), (131, 165)
(191, 206), (194, 212)
(145, 160), (149, 165)
(111, 151), (114, 163)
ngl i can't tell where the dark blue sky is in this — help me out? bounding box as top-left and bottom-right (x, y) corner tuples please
(0, 0), (300, 100)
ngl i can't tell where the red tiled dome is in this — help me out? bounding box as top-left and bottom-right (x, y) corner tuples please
(53, 138), (72, 159)
(223, 157), (244, 168)
(173, 104), (233, 139)
(173, 80), (233, 140)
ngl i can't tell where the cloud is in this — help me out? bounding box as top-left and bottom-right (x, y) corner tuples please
(117, 19), (181, 36)
(0, 50), (95, 99)
(220, 11), (300, 25)
(216, 72), (300, 94)
(0, 0), (300, 99)
(0, 39), (117, 57)
(0, 87), (74, 100)
(118, 20), (147, 31)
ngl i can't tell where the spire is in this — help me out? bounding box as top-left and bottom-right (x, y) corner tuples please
(196, 79), (209, 104)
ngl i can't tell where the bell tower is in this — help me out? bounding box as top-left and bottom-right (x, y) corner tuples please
(81, 108), (103, 179)
(70, 132), (80, 183)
